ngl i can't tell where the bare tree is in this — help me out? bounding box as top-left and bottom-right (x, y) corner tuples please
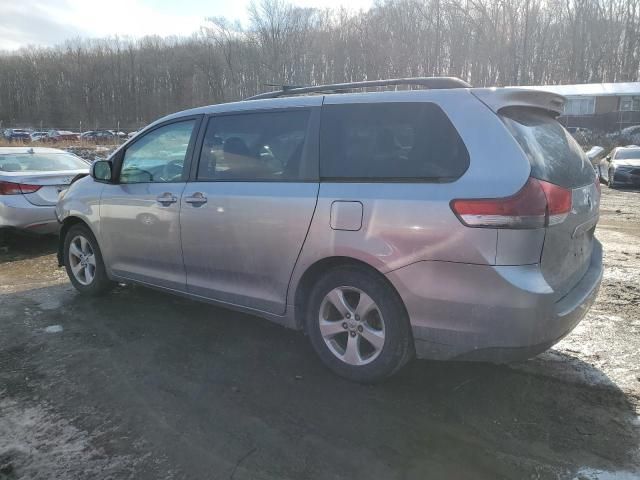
(0, 0), (638, 130)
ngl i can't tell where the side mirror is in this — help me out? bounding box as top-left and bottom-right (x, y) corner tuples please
(91, 160), (113, 183)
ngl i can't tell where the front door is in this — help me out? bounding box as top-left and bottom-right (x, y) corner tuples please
(99, 118), (200, 290)
(180, 108), (320, 314)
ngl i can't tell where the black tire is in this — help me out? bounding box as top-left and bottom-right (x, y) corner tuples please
(608, 169), (616, 188)
(63, 224), (114, 295)
(306, 266), (413, 383)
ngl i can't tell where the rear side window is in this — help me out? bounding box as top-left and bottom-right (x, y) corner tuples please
(501, 108), (594, 188)
(320, 102), (469, 181)
(197, 110), (311, 181)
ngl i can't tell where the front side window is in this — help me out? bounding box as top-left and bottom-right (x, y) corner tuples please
(120, 120), (195, 184)
(319, 102), (469, 181)
(197, 110), (310, 181)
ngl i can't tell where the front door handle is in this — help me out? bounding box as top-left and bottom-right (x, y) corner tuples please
(184, 192), (208, 206)
(156, 192), (177, 206)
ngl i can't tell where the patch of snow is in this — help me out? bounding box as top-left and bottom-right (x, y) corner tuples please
(44, 325), (63, 333)
(572, 467), (640, 479)
(0, 396), (136, 479)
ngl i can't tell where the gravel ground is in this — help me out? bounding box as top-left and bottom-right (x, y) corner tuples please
(0, 186), (639, 480)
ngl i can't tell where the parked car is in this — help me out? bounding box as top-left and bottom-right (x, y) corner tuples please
(0, 147), (89, 235)
(586, 146), (606, 175)
(3, 128), (31, 143)
(80, 130), (115, 142)
(586, 146), (605, 163)
(47, 130), (80, 142)
(599, 146), (640, 187)
(56, 78), (602, 382)
(30, 131), (49, 142)
(110, 130), (127, 138)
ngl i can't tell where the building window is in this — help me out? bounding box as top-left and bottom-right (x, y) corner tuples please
(564, 97), (595, 116)
(620, 96), (640, 111)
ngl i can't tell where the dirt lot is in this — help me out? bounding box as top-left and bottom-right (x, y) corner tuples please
(0, 187), (639, 480)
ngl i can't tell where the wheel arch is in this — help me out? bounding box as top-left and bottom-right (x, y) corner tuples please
(293, 256), (409, 331)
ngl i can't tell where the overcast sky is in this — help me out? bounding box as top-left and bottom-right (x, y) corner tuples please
(0, 0), (373, 51)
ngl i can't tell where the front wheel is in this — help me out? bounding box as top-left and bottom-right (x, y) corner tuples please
(306, 266), (413, 383)
(63, 224), (114, 295)
(608, 169), (616, 188)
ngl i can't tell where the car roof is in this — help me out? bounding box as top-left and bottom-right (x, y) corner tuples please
(153, 86), (563, 122)
(0, 147), (70, 155)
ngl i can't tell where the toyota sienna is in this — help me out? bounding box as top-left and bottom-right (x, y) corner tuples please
(56, 78), (603, 382)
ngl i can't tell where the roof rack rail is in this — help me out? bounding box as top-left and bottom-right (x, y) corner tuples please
(245, 77), (471, 100)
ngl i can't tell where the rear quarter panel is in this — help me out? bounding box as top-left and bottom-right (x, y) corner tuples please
(287, 89), (532, 306)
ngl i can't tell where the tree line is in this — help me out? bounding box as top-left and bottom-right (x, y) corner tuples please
(1, 0), (639, 131)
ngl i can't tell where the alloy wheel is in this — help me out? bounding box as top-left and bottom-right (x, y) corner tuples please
(68, 235), (96, 286)
(318, 286), (386, 365)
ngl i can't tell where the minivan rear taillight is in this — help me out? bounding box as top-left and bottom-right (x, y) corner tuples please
(450, 177), (572, 229)
(0, 180), (42, 195)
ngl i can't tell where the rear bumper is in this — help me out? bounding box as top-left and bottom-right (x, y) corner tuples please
(386, 240), (603, 362)
(0, 196), (60, 234)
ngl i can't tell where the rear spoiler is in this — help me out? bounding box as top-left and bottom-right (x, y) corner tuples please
(470, 88), (566, 116)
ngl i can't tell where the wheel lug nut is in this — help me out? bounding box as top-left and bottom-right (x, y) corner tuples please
(357, 325), (363, 332)
(350, 331), (356, 337)
(355, 315), (360, 321)
(342, 322), (348, 329)
(345, 313), (351, 319)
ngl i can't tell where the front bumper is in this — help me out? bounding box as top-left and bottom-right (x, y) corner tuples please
(611, 168), (640, 186)
(0, 196), (60, 234)
(386, 240), (603, 362)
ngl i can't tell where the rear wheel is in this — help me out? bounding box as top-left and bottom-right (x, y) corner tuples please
(306, 266), (412, 383)
(63, 224), (113, 295)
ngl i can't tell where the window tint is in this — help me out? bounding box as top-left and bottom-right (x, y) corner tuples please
(319, 102), (469, 181)
(120, 120), (195, 184)
(197, 110), (310, 181)
(0, 153), (87, 172)
(501, 108), (595, 188)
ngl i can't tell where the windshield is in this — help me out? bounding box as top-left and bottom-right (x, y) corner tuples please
(0, 153), (88, 172)
(614, 148), (640, 160)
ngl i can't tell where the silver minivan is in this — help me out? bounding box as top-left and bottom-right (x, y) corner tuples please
(56, 78), (603, 382)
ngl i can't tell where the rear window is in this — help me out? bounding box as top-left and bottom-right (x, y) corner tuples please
(501, 108), (595, 188)
(320, 102), (469, 181)
(613, 148), (640, 160)
(0, 153), (88, 172)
